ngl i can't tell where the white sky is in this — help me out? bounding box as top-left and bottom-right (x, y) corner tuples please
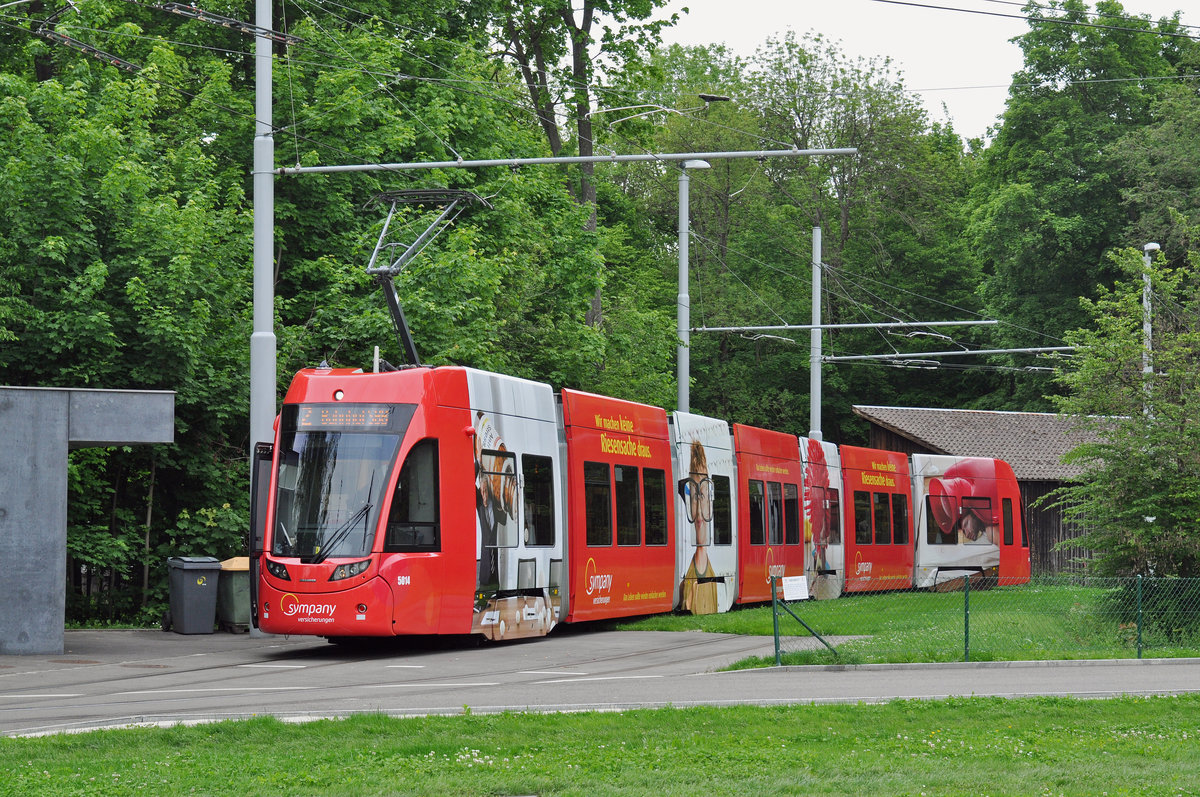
(660, 0), (1196, 140)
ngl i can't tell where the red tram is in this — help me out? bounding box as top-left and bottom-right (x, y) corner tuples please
(251, 363), (1031, 641)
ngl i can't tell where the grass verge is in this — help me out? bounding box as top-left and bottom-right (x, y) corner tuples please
(2, 696), (1198, 795)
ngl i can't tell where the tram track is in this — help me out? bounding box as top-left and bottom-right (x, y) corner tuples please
(0, 628), (775, 735)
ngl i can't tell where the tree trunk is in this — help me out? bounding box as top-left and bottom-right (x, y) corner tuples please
(564, 2), (601, 326)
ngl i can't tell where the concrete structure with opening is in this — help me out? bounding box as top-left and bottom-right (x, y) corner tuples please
(0, 387), (174, 654)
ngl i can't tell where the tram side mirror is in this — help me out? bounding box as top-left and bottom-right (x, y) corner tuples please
(250, 442), (273, 557)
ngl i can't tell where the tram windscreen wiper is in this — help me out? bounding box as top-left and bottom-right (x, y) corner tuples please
(278, 521), (296, 552)
(311, 503), (371, 564)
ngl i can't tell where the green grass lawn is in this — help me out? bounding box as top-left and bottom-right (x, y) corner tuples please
(614, 581), (1200, 666)
(3, 696), (1197, 795)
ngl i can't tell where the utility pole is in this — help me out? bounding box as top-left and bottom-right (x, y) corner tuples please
(677, 160), (710, 413)
(809, 228), (822, 441)
(250, 0), (276, 453)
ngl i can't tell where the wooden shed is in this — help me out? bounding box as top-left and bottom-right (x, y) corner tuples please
(852, 405), (1099, 574)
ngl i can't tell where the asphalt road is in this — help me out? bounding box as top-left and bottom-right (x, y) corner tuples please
(2, 628), (1199, 737)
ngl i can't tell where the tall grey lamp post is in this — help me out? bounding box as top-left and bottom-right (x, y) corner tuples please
(677, 159), (710, 413)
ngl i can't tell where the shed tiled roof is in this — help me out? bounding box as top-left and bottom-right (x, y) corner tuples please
(852, 405), (1102, 481)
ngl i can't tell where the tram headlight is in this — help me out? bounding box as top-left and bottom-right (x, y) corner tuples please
(329, 559), (371, 581)
(264, 559), (290, 580)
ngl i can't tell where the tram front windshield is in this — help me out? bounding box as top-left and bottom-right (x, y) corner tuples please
(272, 403), (416, 562)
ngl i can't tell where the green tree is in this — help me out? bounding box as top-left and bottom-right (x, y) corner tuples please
(1113, 48), (1200, 262)
(488, 0), (678, 325)
(1049, 244), (1200, 576)
(0, 28), (253, 618)
(968, 0), (1186, 409)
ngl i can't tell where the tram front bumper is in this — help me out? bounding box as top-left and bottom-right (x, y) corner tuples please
(258, 576), (395, 636)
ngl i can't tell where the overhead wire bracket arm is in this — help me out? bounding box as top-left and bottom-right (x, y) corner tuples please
(157, 2), (302, 44)
(34, 28), (142, 72)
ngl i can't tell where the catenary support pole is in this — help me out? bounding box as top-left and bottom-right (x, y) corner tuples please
(809, 227), (822, 441)
(250, 0), (276, 451)
(677, 160), (709, 412)
(249, 0), (276, 638)
(677, 167), (689, 413)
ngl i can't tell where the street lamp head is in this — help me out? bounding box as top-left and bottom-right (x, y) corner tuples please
(1144, 242), (1161, 253)
(697, 93), (731, 103)
(682, 159), (711, 170)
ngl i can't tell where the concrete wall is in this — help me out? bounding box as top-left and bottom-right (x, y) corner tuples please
(0, 387), (174, 654)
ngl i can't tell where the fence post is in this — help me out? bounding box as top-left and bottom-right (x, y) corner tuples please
(963, 574), (971, 663)
(771, 576), (782, 666)
(1137, 574), (1144, 660)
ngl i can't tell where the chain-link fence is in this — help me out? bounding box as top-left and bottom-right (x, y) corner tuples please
(770, 575), (1200, 665)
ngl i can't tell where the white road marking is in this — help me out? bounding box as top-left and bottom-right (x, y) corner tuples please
(119, 687), (316, 695)
(535, 675), (664, 684)
(363, 682), (500, 689)
(519, 670), (590, 676)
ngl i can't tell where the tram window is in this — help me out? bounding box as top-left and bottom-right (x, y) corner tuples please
(522, 454), (555, 547)
(584, 461), (612, 546)
(384, 439), (440, 552)
(784, 483), (800, 545)
(748, 480), (766, 545)
(767, 482), (784, 545)
(1020, 501), (1029, 547)
(927, 495), (954, 545)
(1002, 498), (1014, 546)
(479, 448), (519, 548)
(827, 488), (842, 545)
(873, 492), (892, 545)
(712, 475), (732, 546)
(615, 465), (641, 546)
(643, 468), (668, 546)
(892, 493), (909, 545)
(962, 497), (992, 545)
(853, 491), (872, 545)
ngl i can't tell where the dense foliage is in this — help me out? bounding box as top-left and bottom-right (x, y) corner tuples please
(1050, 243), (1200, 577)
(0, 0), (1197, 621)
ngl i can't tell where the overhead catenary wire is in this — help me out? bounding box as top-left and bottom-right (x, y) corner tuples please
(683, 193), (1066, 369)
(687, 222), (1025, 368)
(979, 0), (1200, 34)
(866, 0), (1200, 41)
